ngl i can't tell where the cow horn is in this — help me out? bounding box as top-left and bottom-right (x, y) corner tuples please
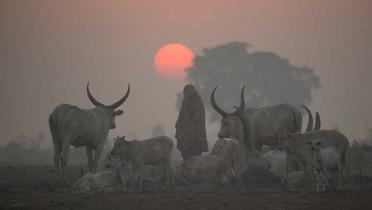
(314, 112), (321, 130)
(236, 111), (261, 155)
(109, 83), (130, 109)
(301, 105), (313, 132)
(87, 83), (104, 107)
(235, 86), (246, 112)
(210, 87), (228, 117)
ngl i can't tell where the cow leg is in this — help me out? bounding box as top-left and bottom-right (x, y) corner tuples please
(163, 160), (175, 192)
(125, 164), (135, 192)
(305, 166), (314, 191)
(138, 168), (144, 192)
(86, 146), (93, 172)
(130, 169), (136, 192)
(160, 161), (169, 190)
(60, 140), (71, 184)
(337, 161), (343, 190)
(224, 166), (235, 187)
(315, 170), (322, 192)
(119, 167), (128, 192)
(159, 161), (168, 189)
(168, 163), (175, 191)
(232, 168), (243, 187)
(53, 142), (62, 175)
(92, 144), (103, 172)
(49, 115), (61, 175)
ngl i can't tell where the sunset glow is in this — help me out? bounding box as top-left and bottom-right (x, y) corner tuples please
(154, 43), (194, 80)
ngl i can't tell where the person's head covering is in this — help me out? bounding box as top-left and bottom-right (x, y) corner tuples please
(183, 84), (197, 96)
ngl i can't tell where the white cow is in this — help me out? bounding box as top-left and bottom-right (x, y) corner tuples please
(282, 130), (349, 186)
(180, 138), (247, 186)
(178, 154), (223, 185)
(262, 149), (288, 178)
(49, 83), (130, 181)
(72, 170), (123, 193)
(211, 86), (303, 150)
(307, 140), (330, 192)
(282, 132), (349, 191)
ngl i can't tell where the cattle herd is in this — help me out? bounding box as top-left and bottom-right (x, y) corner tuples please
(49, 83), (356, 193)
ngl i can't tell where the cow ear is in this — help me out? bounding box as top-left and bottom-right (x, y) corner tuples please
(114, 110), (124, 116)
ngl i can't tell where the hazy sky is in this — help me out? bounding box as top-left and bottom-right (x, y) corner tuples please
(1, 0), (372, 147)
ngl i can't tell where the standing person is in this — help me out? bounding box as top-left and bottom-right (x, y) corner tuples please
(175, 84), (208, 160)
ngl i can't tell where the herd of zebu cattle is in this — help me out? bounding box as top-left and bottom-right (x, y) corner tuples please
(49, 83), (350, 193)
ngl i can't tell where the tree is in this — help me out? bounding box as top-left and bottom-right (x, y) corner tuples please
(182, 41), (321, 121)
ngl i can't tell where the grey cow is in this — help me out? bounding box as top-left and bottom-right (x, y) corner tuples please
(49, 83), (130, 181)
(211, 86), (303, 151)
(106, 136), (175, 192)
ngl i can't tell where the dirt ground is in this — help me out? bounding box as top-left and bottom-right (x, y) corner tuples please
(1, 165), (372, 210)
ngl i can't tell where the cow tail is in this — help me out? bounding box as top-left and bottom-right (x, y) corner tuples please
(48, 113), (60, 149)
(342, 143), (349, 177)
(48, 114), (56, 140)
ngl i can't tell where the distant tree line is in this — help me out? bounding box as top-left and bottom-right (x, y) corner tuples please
(0, 133), (114, 166)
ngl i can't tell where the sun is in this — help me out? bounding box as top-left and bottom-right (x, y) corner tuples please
(154, 43), (194, 80)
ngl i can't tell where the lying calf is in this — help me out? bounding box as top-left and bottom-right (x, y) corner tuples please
(179, 138), (245, 186)
(72, 170), (123, 193)
(179, 154), (223, 185)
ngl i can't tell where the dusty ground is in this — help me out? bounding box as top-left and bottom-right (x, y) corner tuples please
(1, 165), (372, 210)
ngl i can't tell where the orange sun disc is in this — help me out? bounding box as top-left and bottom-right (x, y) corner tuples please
(154, 43), (194, 80)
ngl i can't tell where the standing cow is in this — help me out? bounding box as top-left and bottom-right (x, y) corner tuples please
(106, 136), (175, 192)
(281, 129), (349, 189)
(211, 86), (302, 150)
(49, 83), (130, 180)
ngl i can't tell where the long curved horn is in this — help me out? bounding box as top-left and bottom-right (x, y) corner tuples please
(236, 111), (261, 155)
(110, 83), (130, 109)
(210, 87), (228, 117)
(234, 86), (246, 112)
(301, 105), (313, 132)
(314, 112), (321, 130)
(87, 83), (104, 107)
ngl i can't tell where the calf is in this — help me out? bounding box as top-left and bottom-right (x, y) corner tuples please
(281, 129), (349, 189)
(308, 140), (331, 192)
(106, 136), (175, 191)
(72, 170), (122, 193)
(180, 138), (245, 186)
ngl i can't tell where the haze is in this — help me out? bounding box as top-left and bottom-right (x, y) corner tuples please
(1, 0), (372, 147)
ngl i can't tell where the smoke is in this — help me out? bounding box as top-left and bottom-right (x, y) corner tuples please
(179, 41), (321, 122)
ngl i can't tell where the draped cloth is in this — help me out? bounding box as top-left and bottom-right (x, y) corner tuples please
(175, 85), (208, 160)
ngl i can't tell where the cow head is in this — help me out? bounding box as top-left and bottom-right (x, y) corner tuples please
(278, 106), (321, 150)
(210, 86), (246, 141)
(105, 136), (129, 169)
(308, 139), (322, 152)
(87, 83), (130, 129)
(110, 136), (129, 158)
(72, 172), (93, 193)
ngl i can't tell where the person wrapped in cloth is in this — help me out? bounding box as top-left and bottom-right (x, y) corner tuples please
(175, 84), (208, 160)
